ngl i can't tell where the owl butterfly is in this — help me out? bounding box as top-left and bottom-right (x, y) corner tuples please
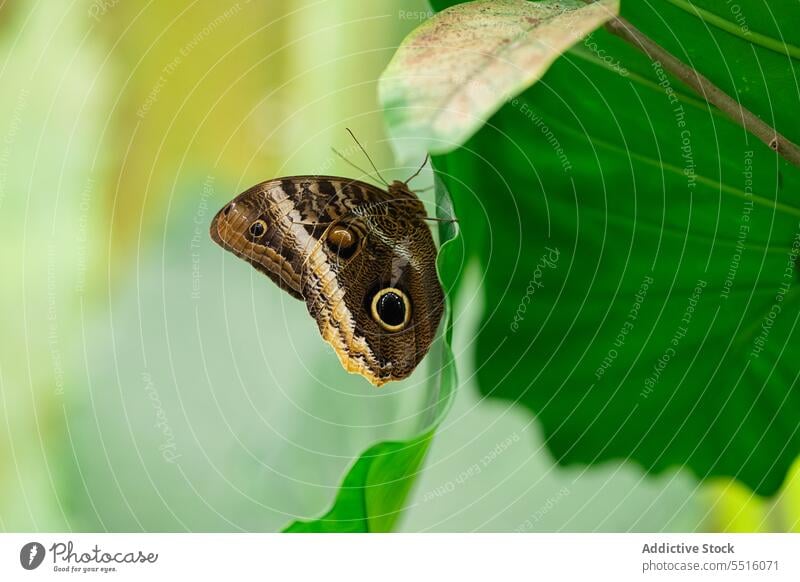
(209, 135), (445, 387)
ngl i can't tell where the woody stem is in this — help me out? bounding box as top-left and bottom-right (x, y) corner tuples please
(591, 5), (800, 167)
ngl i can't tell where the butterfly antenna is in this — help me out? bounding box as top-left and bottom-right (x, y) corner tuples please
(404, 154), (429, 185)
(346, 128), (389, 187)
(330, 147), (379, 183)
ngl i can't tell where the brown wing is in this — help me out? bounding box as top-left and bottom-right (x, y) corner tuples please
(210, 176), (443, 386)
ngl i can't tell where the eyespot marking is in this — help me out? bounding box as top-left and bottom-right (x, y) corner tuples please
(370, 287), (411, 332)
(327, 224), (360, 259)
(249, 219), (267, 238)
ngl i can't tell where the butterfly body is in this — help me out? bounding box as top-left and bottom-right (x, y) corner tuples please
(210, 176), (444, 386)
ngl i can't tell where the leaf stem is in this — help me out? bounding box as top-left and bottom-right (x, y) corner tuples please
(591, 6), (800, 167)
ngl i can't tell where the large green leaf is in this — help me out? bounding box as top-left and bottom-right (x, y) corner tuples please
(385, 0), (800, 495)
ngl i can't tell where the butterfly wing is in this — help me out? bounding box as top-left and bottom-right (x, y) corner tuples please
(210, 176), (444, 386)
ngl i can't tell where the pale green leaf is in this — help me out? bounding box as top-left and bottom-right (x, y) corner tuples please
(380, 0), (619, 161)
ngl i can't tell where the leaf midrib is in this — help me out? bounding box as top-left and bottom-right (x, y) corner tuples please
(665, 0), (800, 60)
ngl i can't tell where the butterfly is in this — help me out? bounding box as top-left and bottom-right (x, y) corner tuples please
(209, 132), (445, 386)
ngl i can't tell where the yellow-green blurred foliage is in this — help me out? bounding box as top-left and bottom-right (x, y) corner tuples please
(0, 0), (429, 531)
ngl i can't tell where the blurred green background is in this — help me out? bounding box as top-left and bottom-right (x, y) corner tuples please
(1, 0), (798, 532)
